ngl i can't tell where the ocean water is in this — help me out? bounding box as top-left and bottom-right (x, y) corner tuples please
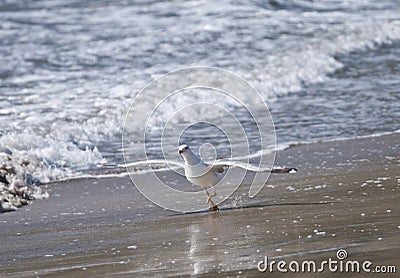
(0, 0), (399, 182)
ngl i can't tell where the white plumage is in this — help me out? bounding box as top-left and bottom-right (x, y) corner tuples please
(103, 144), (297, 211)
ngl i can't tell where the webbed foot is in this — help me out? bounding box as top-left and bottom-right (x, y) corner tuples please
(208, 205), (219, 212)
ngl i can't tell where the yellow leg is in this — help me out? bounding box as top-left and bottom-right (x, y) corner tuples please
(206, 190), (217, 204)
(205, 190), (219, 211)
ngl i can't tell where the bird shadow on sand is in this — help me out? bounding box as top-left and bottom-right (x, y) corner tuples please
(170, 201), (338, 217)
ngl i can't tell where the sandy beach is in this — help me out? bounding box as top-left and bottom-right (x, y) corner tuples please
(2, 1), (400, 277)
(1, 133), (399, 277)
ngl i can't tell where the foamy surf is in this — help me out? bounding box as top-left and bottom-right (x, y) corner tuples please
(1, 0), (400, 212)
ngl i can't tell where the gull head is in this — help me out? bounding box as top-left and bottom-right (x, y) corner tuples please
(178, 144), (201, 166)
(178, 144), (189, 154)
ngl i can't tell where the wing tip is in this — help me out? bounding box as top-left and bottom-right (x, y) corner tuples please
(289, 168), (298, 173)
(272, 167), (298, 173)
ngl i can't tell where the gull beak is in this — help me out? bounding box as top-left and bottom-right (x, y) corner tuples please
(178, 150), (183, 154)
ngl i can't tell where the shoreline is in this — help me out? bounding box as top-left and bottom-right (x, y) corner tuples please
(61, 128), (400, 181)
(1, 132), (399, 277)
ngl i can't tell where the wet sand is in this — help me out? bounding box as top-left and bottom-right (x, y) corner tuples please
(1, 133), (399, 277)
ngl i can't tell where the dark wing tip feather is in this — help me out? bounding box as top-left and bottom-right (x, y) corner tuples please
(272, 167), (298, 173)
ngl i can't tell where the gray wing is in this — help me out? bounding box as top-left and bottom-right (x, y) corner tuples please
(210, 160), (297, 173)
(98, 159), (185, 169)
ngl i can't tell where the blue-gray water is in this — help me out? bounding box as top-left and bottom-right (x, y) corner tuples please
(0, 0), (399, 181)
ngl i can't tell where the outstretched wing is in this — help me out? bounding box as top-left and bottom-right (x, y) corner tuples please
(210, 160), (297, 173)
(98, 159), (185, 170)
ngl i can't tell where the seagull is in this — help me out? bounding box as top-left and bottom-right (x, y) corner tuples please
(102, 144), (297, 211)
